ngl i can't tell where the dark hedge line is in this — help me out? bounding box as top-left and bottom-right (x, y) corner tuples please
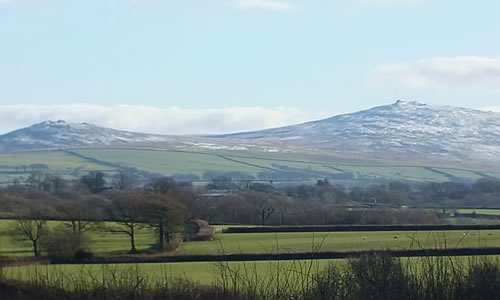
(44, 247), (500, 265)
(223, 224), (500, 233)
(454, 213), (500, 219)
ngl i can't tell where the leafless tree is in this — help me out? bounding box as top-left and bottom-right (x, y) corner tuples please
(55, 200), (97, 238)
(10, 204), (49, 257)
(141, 194), (187, 250)
(245, 191), (276, 225)
(106, 191), (145, 253)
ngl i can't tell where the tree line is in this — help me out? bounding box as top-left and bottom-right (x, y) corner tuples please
(1, 171), (500, 258)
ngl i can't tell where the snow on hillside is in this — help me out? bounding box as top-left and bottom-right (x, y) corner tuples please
(217, 101), (500, 161)
(0, 120), (173, 152)
(1, 101), (500, 163)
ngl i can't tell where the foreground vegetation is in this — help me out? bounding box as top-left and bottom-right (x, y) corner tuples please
(2, 254), (500, 299)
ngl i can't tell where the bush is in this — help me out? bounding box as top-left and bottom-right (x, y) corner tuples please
(41, 229), (90, 262)
(347, 254), (410, 300)
(73, 249), (93, 261)
(184, 219), (214, 241)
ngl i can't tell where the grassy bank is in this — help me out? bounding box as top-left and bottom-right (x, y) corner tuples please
(2, 255), (500, 299)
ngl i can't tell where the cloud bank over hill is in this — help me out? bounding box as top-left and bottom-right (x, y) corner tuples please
(373, 56), (500, 90)
(0, 104), (328, 136)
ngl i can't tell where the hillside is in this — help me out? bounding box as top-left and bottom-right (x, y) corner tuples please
(1, 101), (500, 185)
(0, 120), (176, 152)
(216, 101), (500, 162)
(2, 101), (500, 164)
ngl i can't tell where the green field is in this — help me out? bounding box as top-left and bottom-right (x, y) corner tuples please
(0, 220), (156, 257)
(0, 151), (105, 170)
(0, 150), (115, 183)
(1, 147), (496, 185)
(73, 149), (265, 177)
(178, 230), (500, 255)
(432, 168), (483, 181)
(3, 256), (500, 286)
(2, 220), (500, 258)
(456, 209), (500, 216)
(2, 259), (333, 285)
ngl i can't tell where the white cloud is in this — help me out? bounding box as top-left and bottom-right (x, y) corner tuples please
(0, 104), (328, 135)
(373, 56), (500, 90)
(235, 0), (295, 11)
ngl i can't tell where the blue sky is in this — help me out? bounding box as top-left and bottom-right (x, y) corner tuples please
(0, 0), (499, 134)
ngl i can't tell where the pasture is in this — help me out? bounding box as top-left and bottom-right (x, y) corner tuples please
(0, 147), (497, 185)
(0, 150), (115, 184)
(0, 220), (156, 257)
(73, 148), (265, 177)
(455, 209), (500, 216)
(1, 259), (332, 285)
(2, 220), (500, 258)
(178, 230), (500, 255)
(3, 255), (500, 287)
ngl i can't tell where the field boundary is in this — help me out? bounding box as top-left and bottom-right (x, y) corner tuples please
(223, 224), (500, 233)
(47, 247), (500, 265)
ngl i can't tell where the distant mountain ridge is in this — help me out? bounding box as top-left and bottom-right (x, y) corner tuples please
(1, 101), (500, 163)
(215, 100), (500, 161)
(0, 120), (173, 152)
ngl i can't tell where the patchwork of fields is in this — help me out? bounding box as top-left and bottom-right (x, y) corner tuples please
(0, 147), (496, 185)
(3, 218), (500, 289)
(2, 220), (500, 258)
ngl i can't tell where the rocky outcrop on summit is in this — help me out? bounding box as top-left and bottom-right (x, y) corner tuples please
(216, 101), (500, 161)
(0, 120), (172, 152)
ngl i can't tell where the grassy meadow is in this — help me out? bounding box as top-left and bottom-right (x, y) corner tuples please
(0, 220), (156, 257)
(0, 150), (115, 184)
(2, 219), (500, 258)
(3, 255), (500, 287)
(178, 230), (500, 255)
(73, 149), (265, 177)
(1, 259), (333, 285)
(455, 209), (500, 216)
(0, 147), (496, 185)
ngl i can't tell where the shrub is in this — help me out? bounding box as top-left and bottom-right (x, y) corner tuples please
(184, 219), (214, 241)
(41, 228), (90, 262)
(347, 254), (410, 300)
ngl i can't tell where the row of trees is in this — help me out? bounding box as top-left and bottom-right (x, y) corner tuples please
(2, 171), (500, 258)
(2, 175), (195, 258)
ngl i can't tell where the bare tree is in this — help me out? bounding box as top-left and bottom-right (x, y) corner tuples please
(55, 200), (97, 238)
(216, 195), (248, 224)
(10, 204), (49, 257)
(245, 191), (276, 225)
(26, 171), (45, 190)
(106, 191), (145, 253)
(141, 194), (187, 250)
(274, 195), (292, 225)
(113, 172), (138, 190)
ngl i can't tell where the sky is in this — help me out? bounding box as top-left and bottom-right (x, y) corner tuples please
(0, 0), (499, 134)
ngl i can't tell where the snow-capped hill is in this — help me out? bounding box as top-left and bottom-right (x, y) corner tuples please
(0, 120), (172, 152)
(2, 102), (500, 163)
(217, 101), (500, 161)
